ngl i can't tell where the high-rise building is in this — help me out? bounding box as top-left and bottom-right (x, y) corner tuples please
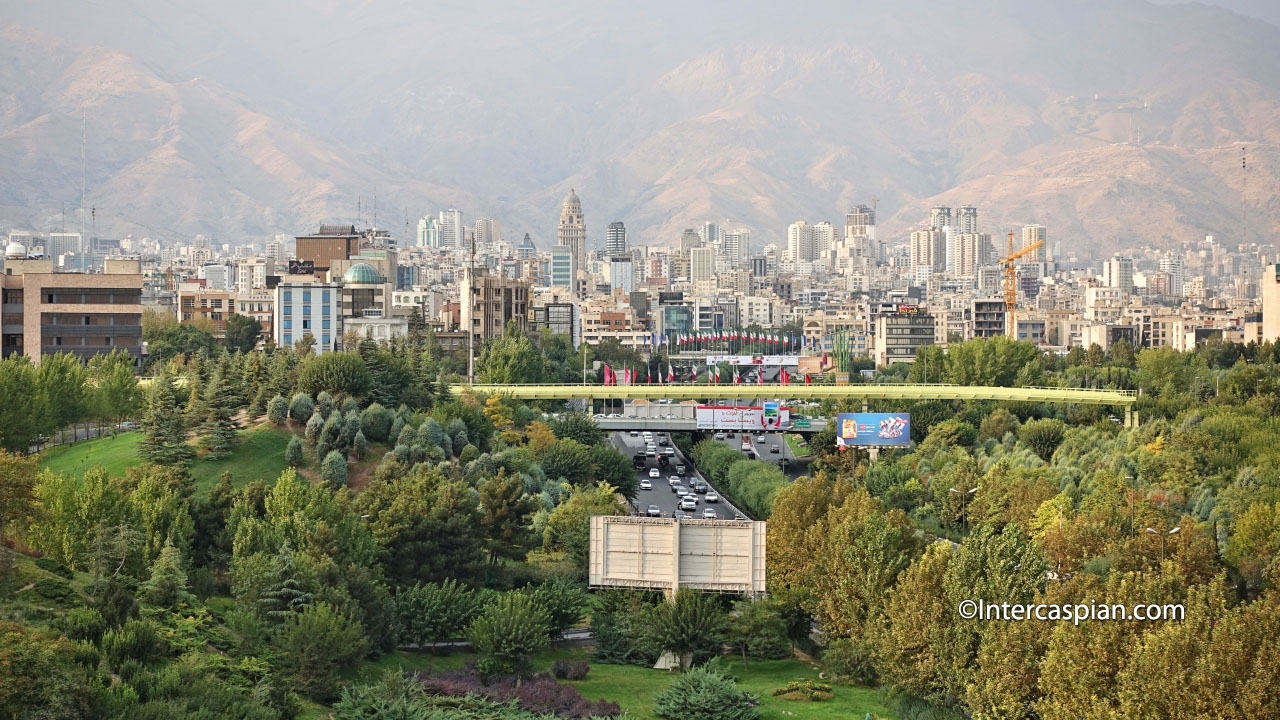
(606, 221), (627, 255)
(461, 267), (530, 346)
(930, 206), (952, 231)
(722, 229), (750, 263)
(295, 224), (360, 274)
(1021, 224), (1048, 262)
(416, 216), (440, 248)
(813, 222), (837, 261)
(46, 232), (83, 260)
(1159, 251), (1185, 296)
(1263, 264), (1280, 343)
(474, 218), (501, 247)
(550, 246), (574, 288)
(680, 229), (702, 251)
(516, 233), (537, 260)
(438, 209), (465, 249)
(690, 247), (715, 283)
(787, 221), (826, 263)
(910, 229), (946, 274)
(274, 280), (343, 354)
(557, 188), (586, 283)
(845, 205), (876, 238)
(1103, 256), (1135, 294)
(954, 206), (978, 234)
(700, 222), (720, 246)
(952, 233), (993, 276)
(609, 256), (634, 294)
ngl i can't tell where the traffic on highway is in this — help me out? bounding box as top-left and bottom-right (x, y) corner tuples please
(611, 429), (746, 521)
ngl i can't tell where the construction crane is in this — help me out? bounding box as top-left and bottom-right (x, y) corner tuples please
(999, 230), (1045, 338)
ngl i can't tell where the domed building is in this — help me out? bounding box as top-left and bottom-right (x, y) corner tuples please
(342, 262), (384, 285)
(557, 188), (586, 290)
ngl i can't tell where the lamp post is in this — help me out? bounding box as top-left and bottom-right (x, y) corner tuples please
(1145, 526), (1180, 568)
(950, 486), (978, 532)
(1125, 474), (1136, 536)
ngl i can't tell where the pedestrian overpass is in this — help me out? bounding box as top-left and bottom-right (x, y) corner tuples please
(449, 383), (1141, 426)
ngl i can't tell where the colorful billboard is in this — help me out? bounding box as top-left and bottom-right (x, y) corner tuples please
(836, 413), (912, 447)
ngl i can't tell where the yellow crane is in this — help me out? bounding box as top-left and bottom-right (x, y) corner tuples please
(999, 230), (1045, 338)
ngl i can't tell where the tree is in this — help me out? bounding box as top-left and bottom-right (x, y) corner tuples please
(394, 579), (487, 650)
(198, 358), (239, 459)
(267, 394), (288, 424)
(0, 355), (38, 452)
(351, 430), (367, 461)
(978, 407), (1021, 441)
(650, 588), (728, 671)
(297, 351), (374, 399)
(277, 602), (366, 700)
(589, 444), (639, 498)
(34, 352), (89, 439)
(653, 664), (759, 720)
(357, 469), (486, 585)
(466, 592), (550, 676)
(304, 409), (325, 444)
(139, 538), (195, 610)
(1020, 418), (1067, 462)
(726, 598), (788, 669)
(224, 312), (262, 353)
(258, 543), (314, 626)
(539, 439), (593, 486)
(543, 483), (626, 574)
(360, 403), (394, 443)
(139, 371), (193, 467)
(0, 622), (98, 720)
(0, 452), (36, 571)
(321, 450), (348, 486)
(550, 412), (604, 446)
(522, 578), (587, 642)
(478, 468), (539, 563)
(476, 329), (545, 384)
(285, 436), (304, 467)
(288, 392), (314, 423)
(143, 321), (219, 365)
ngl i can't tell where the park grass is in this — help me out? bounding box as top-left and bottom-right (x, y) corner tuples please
(784, 433), (812, 457)
(312, 647), (899, 720)
(39, 432), (143, 478)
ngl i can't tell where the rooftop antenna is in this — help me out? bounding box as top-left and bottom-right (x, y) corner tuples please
(1241, 146), (1248, 249)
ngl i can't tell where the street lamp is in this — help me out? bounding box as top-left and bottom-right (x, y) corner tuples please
(1145, 526), (1180, 567)
(950, 486), (978, 531)
(1125, 474), (1136, 536)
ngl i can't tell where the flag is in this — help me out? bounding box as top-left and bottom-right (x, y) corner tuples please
(714, 364), (721, 383)
(604, 364), (613, 386)
(691, 364), (698, 383)
(757, 368), (763, 386)
(733, 368), (740, 385)
(647, 367), (652, 384)
(805, 373), (812, 385)
(668, 364), (674, 382)
(780, 368), (787, 385)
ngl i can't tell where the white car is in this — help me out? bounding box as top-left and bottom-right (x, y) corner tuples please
(629, 430), (639, 437)
(680, 497), (698, 512)
(705, 492), (719, 503)
(702, 508), (718, 520)
(649, 468), (661, 478)
(668, 476), (681, 486)
(640, 479), (652, 490)
(714, 432), (726, 440)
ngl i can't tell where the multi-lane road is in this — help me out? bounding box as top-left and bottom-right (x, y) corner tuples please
(611, 430), (744, 520)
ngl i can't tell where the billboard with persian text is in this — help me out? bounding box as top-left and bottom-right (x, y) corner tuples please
(835, 413), (912, 447)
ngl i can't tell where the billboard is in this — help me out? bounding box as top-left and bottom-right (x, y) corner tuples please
(705, 355), (800, 366)
(696, 405), (791, 430)
(287, 259), (315, 275)
(589, 516), (766, 594)
(836, 413), (912, 447)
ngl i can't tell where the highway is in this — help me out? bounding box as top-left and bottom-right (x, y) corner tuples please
(610, 430), (744, 521)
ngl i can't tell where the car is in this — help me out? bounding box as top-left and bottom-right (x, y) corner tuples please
(680, 497), (697, 512)
(658, 455), (670, 466)
(640, 479), (652, 490)
(645, 448), (656, 457)
(675, 511), (692, 519)
(702, 508), (718, 519)
(629, 430), (639, 437)
(741, 442), (752, 451)
(674, 486), (689, 498)
(670, 476), (682, 485)
(705, 492), (719, 503)
(662, 447), (676, 455)
(659, 438), (670, 446)
(115, 421), (140, 430)
(649, 468), (661, 478)
(770, 446), (780, 454)
(693, 483), (708, 494)
(646, 504), (661, 517)
(714, 432), (726, 440)
(676, 465), (687, 475)
(727, 432), (736, 439)
(733, 512), (747, 521)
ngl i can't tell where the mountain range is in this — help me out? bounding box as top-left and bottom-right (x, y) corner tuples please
(1, 0), (1278, 255)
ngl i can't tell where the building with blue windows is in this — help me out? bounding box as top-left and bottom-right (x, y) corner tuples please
(273, 280), (343, 353)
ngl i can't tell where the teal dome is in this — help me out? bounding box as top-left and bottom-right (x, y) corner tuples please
(342, 263), (382, 284)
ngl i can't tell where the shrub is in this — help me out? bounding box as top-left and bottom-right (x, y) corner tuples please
(653, 664), (759, 720)
(459, 443), (480, 464)
(416, 669), (618, 718)
(305, 411), (325, 444)
(316, 390), (334, 418)
(360, 403), (394, 442)
(267, 394), (288, 424)
(32, 577), (75, 603)
(101, 619), (163, 670)
(35, 557), (74, 578)
(466, 592), (550, 677)
(288, 393), (314, 423)
(351, 430), (367, 461)
(1020, 418), (1067, 462)
(278, 602), (367, 701)
(979, 407), (1020, 441)
(70, 640), (100, 670)
(772, 680), (833, 702)
(321, 450), (348, 487)
(285, 436), (304, 467)
(823, 635), (878, 685)
(60, 607), (107, 644)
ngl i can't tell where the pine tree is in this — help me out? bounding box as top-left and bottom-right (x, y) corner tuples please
(198, 360), (239, 459)
(258, 543), (313, 626)
(305, 410), (325, 444)
(321, 450), (348, 486)
(183, 372), (208, 429)
(140, 538), (195, 610)
(139, 372), (193, 467)
(351, 431), (367, 461)
(285, 435), (304, 467)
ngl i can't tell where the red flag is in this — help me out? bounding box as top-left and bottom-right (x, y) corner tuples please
(733, 369), (740, 385)
(647, 367), (652, 384)
(805, 373), (811, 385)
(757, 368), (763, 386)
(691, 364), (698, 383)
(668, 364), (674, 382)
(714, 365), (721, 383)
(781, 368), (789, 385)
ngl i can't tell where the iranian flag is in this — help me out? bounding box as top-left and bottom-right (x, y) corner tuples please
(603, 364), (614, 386)
(805, 373), (812, 385)
(733, 368), (741, 385)
(780, 368), (790, 385)
(714, 364), (721, 383)
(668, 364), (675, 383)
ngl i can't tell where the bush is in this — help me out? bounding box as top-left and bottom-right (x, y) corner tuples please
(978, 407), (1020, 441)
(70, 640), (100, 670)
(1020, 418), (1067, 462)
(459, 443), (480, 464)
(285, 436), (304, 467)
(316, 390), (334, 418)
(32, 577), (75, 603)
(267, 394), (288, 424)
(102, 619), (163, 670)
(278, 602), (367, 701)
(389, 418), (406, 448)
(416, 669), (618, 718)
(822, 635), (878, 685)
(321, 450), (348, 487)
(592, 590), (662, 667)
(653, 664), (759, 720)
(288, 393), (314, 423)
(360, 403), (394, 442)
(772, 680), (834, 702)
(305, 411), (325, 444)
(35, 557), (74, 578)
(466, 592), (550, 677)
(351, 430), (367, 461)
(60, 607), (107, 644)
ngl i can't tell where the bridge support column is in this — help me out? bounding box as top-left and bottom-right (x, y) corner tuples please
(1124, 407), (1135, 429)
(862, 400), (869, 413)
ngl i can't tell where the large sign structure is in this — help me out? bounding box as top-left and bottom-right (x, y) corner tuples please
(695, 405), (791, 430)
(705, 355), (800, 366)
(835, 412), (912, 447)
(588, 516), (766, 595)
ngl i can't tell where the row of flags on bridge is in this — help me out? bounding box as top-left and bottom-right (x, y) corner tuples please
(637, 330), (819, 350)
(602, 363), (808, 386)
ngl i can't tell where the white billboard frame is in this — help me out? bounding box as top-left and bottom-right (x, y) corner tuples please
(589, 516), (766, 595)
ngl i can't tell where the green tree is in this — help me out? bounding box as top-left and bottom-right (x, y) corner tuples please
(476, 328), (545, 384)
(653, 664), (759, 720)
(0, 451), (37, 566)
(351, 430), (367, 461)
(466, 592), (550, 676)
(549, 412), (604, 446)
(288, 392), (314, 422)
(360, 403), (394, 443)
(539, 439), (593, 486)
(394, 579), (486, 650)
(543, 483), (626, 573)
(277, 602), (366, 700)
(0, 622), (98, 720)
(34, 352), (89, 439)
(267, 394), (288, 424)
(0, 355), (38, 451)
(357, 469), (486, 585)
(321, 450), (348, 486)
(522, 578), (587, 642)
(198, 358), (240, 459)
(651, 588), (728, 671)
(589, 444), (639, 499)
(478, 468), (539, 563)
(1020, 418), (1067, 462)
(139, 538), (195, 610)
(305, 410), (325, 444)
(223, 312), (262, 353)
(258, 543), (314, 627)
(90, 350), (141, 428)
(297, 351), (374, 398)
(726, 597), (788, 669)
(285, 436), (304, 467)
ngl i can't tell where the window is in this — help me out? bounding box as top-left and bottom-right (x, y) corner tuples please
(322, 291), (330, 303)
(303, 306), (311, 316)
(322, 319), (330, 330)
(322, 335), (330, 347)
(283, 319), (292, 330)
(283, 334), (292, 345)
(322, 305), (330, 316)
(303, 291), (311, 302)
(302, 319), (311, 330)
(283, 291), (292, 302)
(283, 306), (292, 316)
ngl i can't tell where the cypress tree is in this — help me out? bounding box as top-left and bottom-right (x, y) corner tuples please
(139, 371), (193, 467)
(258, 543), (313, 626)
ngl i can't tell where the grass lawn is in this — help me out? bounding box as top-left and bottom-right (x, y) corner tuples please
(39, 431), (143, 478)
(784, 433), (812, 457)
(313, 647), (898, 720)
